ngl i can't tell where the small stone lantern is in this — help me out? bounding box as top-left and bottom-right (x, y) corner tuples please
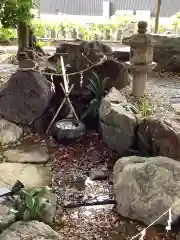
(123, 21), (157, 97)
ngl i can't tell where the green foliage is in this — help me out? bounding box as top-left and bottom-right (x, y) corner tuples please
(81, 72), (109, 120)
(56, 58), (62, 73)
(112, 12), (137, 22)
(10, 186), (51, 221)
(0, 0), (38, 28)
(172, 13), (180, 33)
(31, 19), (45, 38)
(0, 26), (16, 42)
(140, 96), (152, 118)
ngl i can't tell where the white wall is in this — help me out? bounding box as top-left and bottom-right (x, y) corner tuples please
(40, 13), (175, 26)
(40, 14), (107, 24)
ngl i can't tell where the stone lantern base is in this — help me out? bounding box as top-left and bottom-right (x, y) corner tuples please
(125, 61), (157, 97)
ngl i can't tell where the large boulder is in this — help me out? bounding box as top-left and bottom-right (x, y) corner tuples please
(49, 40), (130, 92)
(99, 87), (137, 155)
(137, 115), (180, 160)
(152, 35), (180, 72)
(0, 70), (53, 126)
(0, 221), (63, 239)
(113, 156), (180, 225)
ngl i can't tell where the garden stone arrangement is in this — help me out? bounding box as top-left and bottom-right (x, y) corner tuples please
(1, 22), (180, 239)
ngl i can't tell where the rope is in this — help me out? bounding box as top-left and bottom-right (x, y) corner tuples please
(18, 54), (107, 76)
(130, 198), (180, 239)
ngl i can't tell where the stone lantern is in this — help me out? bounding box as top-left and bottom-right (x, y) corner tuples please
(123, 21), (157, 97)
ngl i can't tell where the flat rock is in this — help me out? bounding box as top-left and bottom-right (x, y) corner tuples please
(0, 220), (63, 239)
(89, 165), (108, 180)
(0, 63), (18, 77)
(113, 156), (180, 225)
(0, 163), (51, 189)
(0, 118), (23, 145)
(3, 143), (49, 163)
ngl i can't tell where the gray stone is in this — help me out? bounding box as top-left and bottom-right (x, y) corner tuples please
(137, 115), (180, 160)
(19, 59), (36, 69)
(3, 143), (49, 163)
(89, 166), (108, 180)
(0, 220), (63, 239)
(99, 88), (137, 155)
(41, 192), (57, 224)
(0, 118), (22, 145)
(151, 35), (180, 72)
(52, 41), (130, 91)
(176, 231), (180, 240)
(0, 198), (16, 232)
(113, 156), (180, 225)
(0, 63), (18, 77)
(0, 70), (53, 126)
(0, 163), (51, 189)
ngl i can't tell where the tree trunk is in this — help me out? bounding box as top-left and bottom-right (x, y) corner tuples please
(28, 27), (45, 56)
(17, 23), (45, 59)
(17, 22), (29, 54)
(154, 0), (161, 33)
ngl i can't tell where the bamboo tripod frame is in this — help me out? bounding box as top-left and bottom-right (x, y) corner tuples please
(45, 56), (80, 134)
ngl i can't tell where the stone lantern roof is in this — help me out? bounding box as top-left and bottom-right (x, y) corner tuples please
(122, 21), (155, 47)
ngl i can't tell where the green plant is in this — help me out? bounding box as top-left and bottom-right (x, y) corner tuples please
(0, 26), (16, 43)
(10, 186), (51, 221)
(56, 58), (62, 73)
(81, 72), (109, 120)
(140, 96), (152, 118)
(31, 19), (46, 38)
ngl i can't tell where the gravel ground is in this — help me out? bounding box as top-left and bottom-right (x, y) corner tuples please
(18, 133), (176, 240)
(120, 72), (180, 116)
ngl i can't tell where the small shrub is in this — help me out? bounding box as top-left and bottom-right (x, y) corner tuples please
(140, 96), (152, 118)
(31, 19), (46, 38)
(81, 72), (109, 120)
(10, 186), (51, 221)
(0, 27), (16, 44)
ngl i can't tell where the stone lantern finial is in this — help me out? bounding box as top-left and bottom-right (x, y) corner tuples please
(137, 21), (148, 34)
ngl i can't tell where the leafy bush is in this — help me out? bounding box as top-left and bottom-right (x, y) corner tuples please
(10, 186), (51, 221)
(31, 19), (46, 38)
(0, 26), (16, 43)
(0, 14), (173, 43)
(81, 72), (109, 120)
